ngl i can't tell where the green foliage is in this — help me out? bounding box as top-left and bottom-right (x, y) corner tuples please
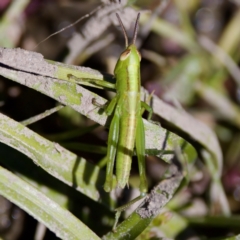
(0, 0), (240, 239)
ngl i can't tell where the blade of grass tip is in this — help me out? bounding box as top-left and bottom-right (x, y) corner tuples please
(21, 105), (64, 126)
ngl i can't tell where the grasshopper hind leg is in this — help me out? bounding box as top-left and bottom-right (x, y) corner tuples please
(103, 96), (119, 192)
(104, 111), (120, 192)
(136, 117), (148, 193)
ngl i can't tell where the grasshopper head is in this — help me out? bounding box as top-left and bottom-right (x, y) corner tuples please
(119, 44), (141, 62)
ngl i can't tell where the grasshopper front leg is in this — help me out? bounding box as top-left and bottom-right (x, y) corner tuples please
(141, 101), (153, 120)
(67, 74), (116, 90)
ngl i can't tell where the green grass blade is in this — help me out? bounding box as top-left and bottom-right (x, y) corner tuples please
(0, 112), (112, 206)
(0, 166), (100, 240)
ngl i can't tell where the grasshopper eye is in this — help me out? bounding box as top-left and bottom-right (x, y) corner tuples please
(120, 49), (131, 60)
(137, 50), (141, 61)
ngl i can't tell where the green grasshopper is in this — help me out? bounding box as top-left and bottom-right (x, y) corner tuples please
(68, 13), (152, 195)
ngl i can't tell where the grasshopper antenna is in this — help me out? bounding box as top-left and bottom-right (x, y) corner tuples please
(116, 13), (128, 48)
(132, 13), (140, 45)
